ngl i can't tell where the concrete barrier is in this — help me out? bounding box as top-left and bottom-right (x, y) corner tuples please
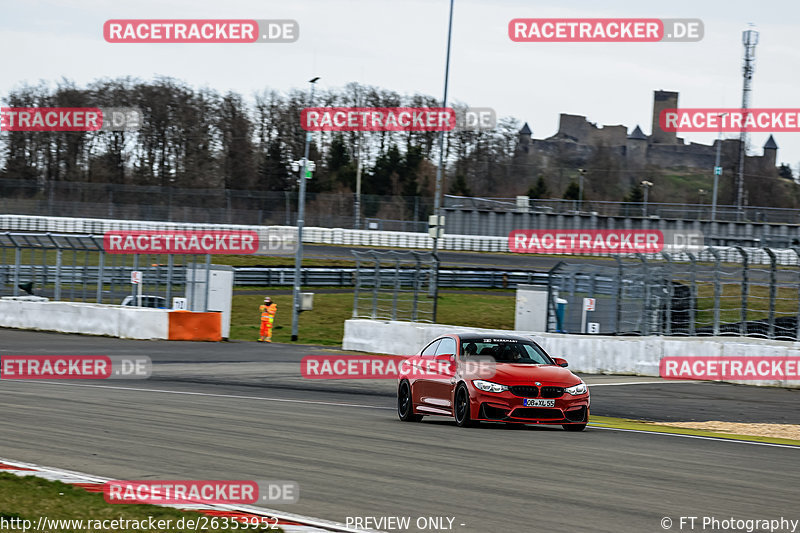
(0, 299), (221, 341)
(342, 318), (800, 388)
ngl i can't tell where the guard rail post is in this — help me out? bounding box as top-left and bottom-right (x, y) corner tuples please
(764, 247), (777, 339)
(707, 248), (722, 336)
(735, 246), (748, 336)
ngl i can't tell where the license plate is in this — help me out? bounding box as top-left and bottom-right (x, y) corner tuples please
(523, 398), (555, 407)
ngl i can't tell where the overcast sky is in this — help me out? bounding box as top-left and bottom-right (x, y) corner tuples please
(3, 0), (799, 169)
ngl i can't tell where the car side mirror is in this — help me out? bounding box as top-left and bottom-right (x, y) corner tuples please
(435, 353), (455, 362)
(553, 357), (568, 367)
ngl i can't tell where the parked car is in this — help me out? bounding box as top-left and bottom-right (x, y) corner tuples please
(120, 295), (168, 309)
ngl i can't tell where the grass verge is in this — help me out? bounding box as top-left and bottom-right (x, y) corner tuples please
(0, 473), (281, 532)
(230, 289), (515, 345)
(589, 415), (800, 446)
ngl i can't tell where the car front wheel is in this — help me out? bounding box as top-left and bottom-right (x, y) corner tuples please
(454, 384), (476, 427)
(398, 381), (422, 422)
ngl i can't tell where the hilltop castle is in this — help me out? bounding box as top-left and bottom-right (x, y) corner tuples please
(514, 90), (778, 184)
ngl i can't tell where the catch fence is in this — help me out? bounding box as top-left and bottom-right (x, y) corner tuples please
(351, 250), (437, 322)
(0, 232), (213, 310)
(547, 247), (800, 340)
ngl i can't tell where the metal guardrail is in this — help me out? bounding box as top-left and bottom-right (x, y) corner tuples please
(1, 264), (549, 291)
(6, 214), (800, 266)
(234, 267), (550, 289)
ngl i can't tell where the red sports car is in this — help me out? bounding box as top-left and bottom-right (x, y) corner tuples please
(397, 333), (589, 430)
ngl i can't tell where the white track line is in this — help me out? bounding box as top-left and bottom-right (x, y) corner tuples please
(587, 380), (703, 386)
(2, 380), (395, 410)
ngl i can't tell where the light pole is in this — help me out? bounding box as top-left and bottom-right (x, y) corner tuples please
(291, 76), (319, 342)
(430, 0), (455, 323)
(577, 168), (586, 212)
(641, 180), (653, 217)
(354, 132), (362, 229)
(711, 112), (727, 221)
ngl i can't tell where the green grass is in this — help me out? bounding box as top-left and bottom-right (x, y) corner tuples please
(230, 289), (516, 345)
(0, 473), (280, 532)
(692, 282), (798, 324)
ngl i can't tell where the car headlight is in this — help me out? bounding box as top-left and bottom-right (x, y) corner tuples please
(472, 380), (508, 393)
(565, 382), (588, 395)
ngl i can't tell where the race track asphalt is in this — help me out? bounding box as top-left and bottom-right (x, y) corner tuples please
(0, 329), (798, 533)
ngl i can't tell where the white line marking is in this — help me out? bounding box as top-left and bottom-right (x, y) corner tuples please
(589, 425), (800, 449)
(587, 380), (703, 386)
(1, 380), (395, 410)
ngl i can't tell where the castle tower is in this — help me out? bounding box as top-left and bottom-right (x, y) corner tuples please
(762, 134), (778, 169)
(518, 122), (532, 153)
(626, 125), (648, 172)
(651, 90), (679, 145)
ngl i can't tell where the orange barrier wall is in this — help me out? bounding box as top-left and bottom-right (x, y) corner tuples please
(168, 311), (222, 341)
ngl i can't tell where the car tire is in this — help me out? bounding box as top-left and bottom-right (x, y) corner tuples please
(398, 381), (422, 422)
(454, 384), (477, 427)
(562, 423), (587, 431)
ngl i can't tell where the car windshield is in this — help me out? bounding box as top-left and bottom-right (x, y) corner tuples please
(460, 339), (553, 365)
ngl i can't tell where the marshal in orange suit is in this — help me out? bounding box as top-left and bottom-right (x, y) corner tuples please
(259, 296), (277, 342)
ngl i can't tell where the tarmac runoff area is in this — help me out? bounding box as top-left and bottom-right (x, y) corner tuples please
(0, 328), (799, 532)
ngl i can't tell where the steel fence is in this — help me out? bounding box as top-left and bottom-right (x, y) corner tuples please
(0, 178), (433, 231)
(0, 232), (212, 309)
(445, 194), (800, 224)
(547, 247), (800, 340)
(351, 250), (438, 322)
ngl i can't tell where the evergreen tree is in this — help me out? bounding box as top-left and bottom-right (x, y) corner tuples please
(449, 174), (472, 196)
(623, 184), (644, 203)
(562, 182), (580, 201)
(527, 176), (550, 198)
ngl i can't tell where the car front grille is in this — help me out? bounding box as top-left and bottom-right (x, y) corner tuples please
(510, 408), (563, 420)
(509, 385), (538, 397)
(540, 386), (564, 398)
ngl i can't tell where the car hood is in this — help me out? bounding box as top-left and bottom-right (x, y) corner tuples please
(484, 364), (580, 386)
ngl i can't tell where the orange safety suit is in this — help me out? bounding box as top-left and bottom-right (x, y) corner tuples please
(259, 302), (277, 340)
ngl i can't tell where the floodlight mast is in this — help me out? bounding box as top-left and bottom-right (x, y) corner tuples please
(291, 77), (319, 341)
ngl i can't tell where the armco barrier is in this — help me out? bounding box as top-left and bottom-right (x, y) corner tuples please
(341, 318), (800, 388)
(2, 213), (799, 265)
(0, 299), (221, 341)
